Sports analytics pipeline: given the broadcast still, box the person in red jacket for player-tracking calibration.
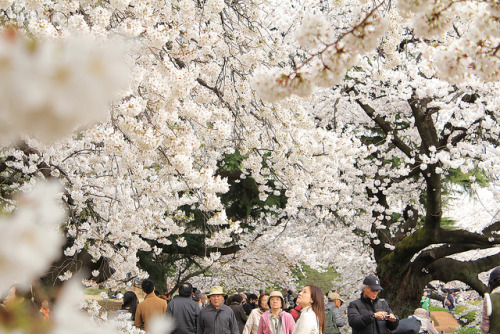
[290,304,302,321]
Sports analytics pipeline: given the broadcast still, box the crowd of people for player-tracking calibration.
[1,267,499,334]
[113,274,433,334]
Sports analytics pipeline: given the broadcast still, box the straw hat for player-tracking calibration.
[207,286,225,296]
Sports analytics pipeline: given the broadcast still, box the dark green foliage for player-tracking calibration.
[218,151,287,224]
[443,167,489,196]
[291,262,339,293]
[137,250,176,292]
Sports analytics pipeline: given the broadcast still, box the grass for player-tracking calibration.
[429,306,449,312]
[85,288,109,295]
[453,328,481,334]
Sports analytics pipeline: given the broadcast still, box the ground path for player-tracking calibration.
[430,311,460,334]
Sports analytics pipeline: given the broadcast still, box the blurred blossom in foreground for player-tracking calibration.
[148,314,175,334]
[51,277,173,334]
[0,30,130,144]
[52,277,115,334]
[0,180,66,292]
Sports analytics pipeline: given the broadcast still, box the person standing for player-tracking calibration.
[443,292,455,310]
[197,286,239,334]
[229,293,247,334]
[286,290,296,309]
[135,279,168,331]
[347,275,399,334]
[292,285,325,334]
[481,267,500,333]
[116,291,139,322]
[167,282,200,334]
[325,292,345,334]
[243,293,270,334]
[420,291,431,313]
[257,291,295,334]
[39,299,51,320]
[244,294,258,316]
[290,304,302,322]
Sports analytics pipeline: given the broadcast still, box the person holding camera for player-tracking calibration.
[347,275,399,334]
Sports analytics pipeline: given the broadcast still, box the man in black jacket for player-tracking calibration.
[347,275,399,334]
[167,282,200,334]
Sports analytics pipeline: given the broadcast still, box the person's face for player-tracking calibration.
[423,291,428,297]
[209,294,224,308]
[201,295,207,304]
[333,299,341,308]
[269,296,282,310]
[297,287,313,307]
[260,295,269,310]
[363,286,381,301]
[241,294,247,303]
[42,300,49,309]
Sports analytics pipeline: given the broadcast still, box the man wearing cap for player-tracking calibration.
[347,275,399,334]
[197,286,239,334]
[325,291,346,333]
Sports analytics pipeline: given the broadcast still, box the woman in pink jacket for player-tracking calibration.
[258,291,295,334]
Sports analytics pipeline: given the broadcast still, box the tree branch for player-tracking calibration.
[427,252,500,295]
[355,99,413,157]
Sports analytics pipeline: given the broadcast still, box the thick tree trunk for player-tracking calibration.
[378,265,428,318]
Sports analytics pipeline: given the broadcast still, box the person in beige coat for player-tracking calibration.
[135,279,167,331]
[243,293,270,334]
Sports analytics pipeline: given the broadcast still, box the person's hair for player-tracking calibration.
[489,267,500,292]
[249,293,258,301]
[225,294,233,305]
[258,292,270,310]
[307,285,325,334]
[121,291,139,320]
[141,279,155,294]
[179,282,193,297]
[232,294,243,304]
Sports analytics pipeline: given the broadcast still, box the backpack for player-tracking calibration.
[392,316,421,334]
[325,307,340,334]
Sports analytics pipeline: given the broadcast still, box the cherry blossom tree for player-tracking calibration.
[253,0,500,315]
[0,0,362,294]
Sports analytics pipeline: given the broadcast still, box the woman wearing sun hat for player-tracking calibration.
[257,291,295,334]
